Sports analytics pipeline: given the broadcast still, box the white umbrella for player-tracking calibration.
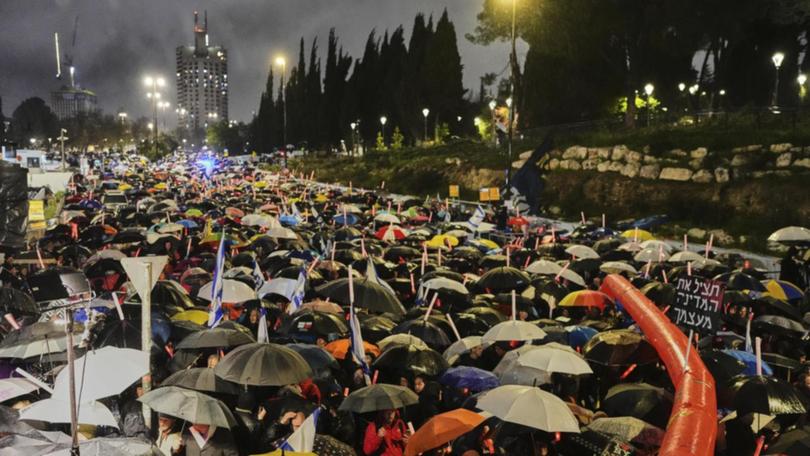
[617,242,643,252]
[639,240,672,253]
[482,321,547,344]
[599,261,638,275]
[421,277,469,295]
[242,213,280,228]
[198,279,257,303]
[42,437,159,456]
[52,347,148,402]
[374,213,401,225]
[634,248,669,262]
[477,385,580,433]
[20,399,119,428]
[266,226,298,240]
[526,260,563,275]
[0,336,76,360]
[768,226,810,243]
[85,249,126,265]
[556,268,586,287]
[341,204,363,214]
[668,251,704,263]
[691,258,723,269]
[378,334,428,352]
[565,245,600,259]
[0,378,40,403]
[257,278,298,300]
[515,343,593,375]
[498,365,552,386]
[443,336,485,363]
[157,223,184,234]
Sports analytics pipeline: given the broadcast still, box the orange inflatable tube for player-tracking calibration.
[600,274,717,456]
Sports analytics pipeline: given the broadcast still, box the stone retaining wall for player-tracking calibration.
[512,143,810,184]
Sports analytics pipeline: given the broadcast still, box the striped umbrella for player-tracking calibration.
[762,279,805,302]
[559,290,614,311]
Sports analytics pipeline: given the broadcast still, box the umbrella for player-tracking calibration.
[634,248,669,262]
[19,399,119,428]
[138,386,237,428]
[443,336,485,363]
[404,409,488,456]
[43,437,160,456]
[482,320,547,344]
[374,213,401,225]
[668,251,704,263]
[762,279,805,301]
[583,330,658,367]
[722,350,774,376]
[587,417,665,449]
[700,350,747,385]
[286,343,339,372]
[764,427,810,455]
[526,260,563,275]
[439,366,499,392]
[714,272,766,292]
[377,333,429,352]
[338,384,419,413]
[515,343,593,375]
[162,367,242,395]
[0,378,40,403]
[476,385,580,433]
[559,290,613,311]
[375,225,407,241]
[214,343,312,386]
[768,226,810,243]
[421,277,469,295]
[393,319,451,351]
[602,383,673,428]
[175,328,254,349]
[51,346,148,402]
[372,344,449,376]
[198,279,257,303]
[281,310,349,342]
[753,315,806,337]
[599,261,638,275]
[565,245,600,259]
[476,267,531,293]
[316,277,406,316]
[0,288,40,316]
[732,375,806,416]
[325,338,381,360]
[170,309,210,325]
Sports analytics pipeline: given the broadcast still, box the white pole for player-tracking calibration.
[141,262,153,429]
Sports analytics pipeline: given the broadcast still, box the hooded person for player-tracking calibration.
[362,409,409,456]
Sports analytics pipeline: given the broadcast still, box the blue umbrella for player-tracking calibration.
[79,199,102,210]
[723,349,773,376]
[439,366,499,392]
[178,219,199,229]
[333,213,359,226]
[565,325,598,349]
[279,214,300,226]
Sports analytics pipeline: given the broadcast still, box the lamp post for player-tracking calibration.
[275,56,287,166]
[798,73,807,104]
[504,0,518,200]
[422,108,430,143]
[772,52,785,108]
[380,116,387,146]
[144,75,165,157]
[57,128,68,171]
[488,100,497,146]
[644,83,654,126]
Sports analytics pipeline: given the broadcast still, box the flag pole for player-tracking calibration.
[142,261,153,429]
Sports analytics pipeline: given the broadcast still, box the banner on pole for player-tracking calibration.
[668,276,725,335]
[449,185,459,198]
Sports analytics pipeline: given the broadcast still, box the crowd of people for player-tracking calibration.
[1,151,809,456]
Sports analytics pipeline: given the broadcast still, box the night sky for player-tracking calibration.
[0,0,522,123]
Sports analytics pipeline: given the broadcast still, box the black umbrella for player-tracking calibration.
[214,343,312,386]
[452,312,493,337]
[714,272,767,292]
[162,367,242,395]
[176,328,255,350]
[286,343,339,373]
[338,384,419,413]
[732,375,806,416]
[583,330,659,367]
[476,267,531,294]
[752,295,802,320]
[316,277,406,316]
[0,287,39,316]
[463,306,506,327]
[359,315,398,342]
[393,319,451,351]
[170,320,205,343]
[753,315,806,337]
[700,350,747,386]
[372,344,449,376]
[280,310,349,343]
[602,383,674,428]
[640,281,676,308]
[764,426,810,455]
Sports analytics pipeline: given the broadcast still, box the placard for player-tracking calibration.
[669,276,725,335]
[488,187,500,201]
[29,200,45,221]
[449,185,459,198]
[479,188,491,202]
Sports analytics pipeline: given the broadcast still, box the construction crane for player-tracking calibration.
[54,16,79,88]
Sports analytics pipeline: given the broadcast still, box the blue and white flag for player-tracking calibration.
[208,230,226,328]
[252,259,266,291]
[287,267,307,315]
[257,308,269,343]
[279,408,321,452]
[366,258,396,296]
[291,203,304,223]
[349,304,371,377]
[467,206,486,230]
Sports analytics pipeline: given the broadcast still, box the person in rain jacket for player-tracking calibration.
[363,409,409,456]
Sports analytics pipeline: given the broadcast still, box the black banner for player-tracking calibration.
[669,276,725,335]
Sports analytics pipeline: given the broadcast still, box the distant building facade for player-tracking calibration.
[51,86,97,120]
[176,11,228,133]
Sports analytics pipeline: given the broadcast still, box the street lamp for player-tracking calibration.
[504,0,518,201]
[275,56,288,165]
[422,108,430,143]
[144,74,165,157]
[678,83,686,92]
[798,73,807,103]
[350,122,357,156]
[643,83,654,126]
[488,100,497,146]
[772,52,785,108]
[380,116,387,146]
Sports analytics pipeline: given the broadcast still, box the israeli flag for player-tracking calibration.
[291,203,304,223]
[287,267,307,315]
[366,258,396,296]
[252,259,265,291]
[349,303,371,377]
[257,308,269,343]
[279,408,321,452]
[208,230,226,328]
[467,206,486,231]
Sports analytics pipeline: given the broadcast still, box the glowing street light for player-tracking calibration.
[144,74,165,156]
[678,83,686,92]
[798,73,808,102]
[488,100,496,111]
[772,52,785,108]
[644,83,654,96]
[380,116,387,145]
[422,108,430,143]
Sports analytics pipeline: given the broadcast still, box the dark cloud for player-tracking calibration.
[0,0,516,123]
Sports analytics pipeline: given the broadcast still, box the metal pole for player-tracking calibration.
[61,135,66,171]
[65,309,79,455]
[506,0,517,199]
[772,67,781,108]
[424,116,428,142]
[141,261,153,429]
[281,62,287,168]
[152,82,159,158]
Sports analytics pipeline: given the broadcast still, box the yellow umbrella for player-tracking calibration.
[314,194,329,203]
[251,452,316,456]
[185,208,203,217]
[254,181,268,189]
[170,309,209,325]
[477,239,500,250]
[620,229,655,242]
[153,182,168,190]
[118,183,132,191]
[430,234,460,247]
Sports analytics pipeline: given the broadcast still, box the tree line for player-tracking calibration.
[471,0,810,128]
[251,9,468,153]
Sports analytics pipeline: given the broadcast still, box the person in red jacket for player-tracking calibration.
[362,409,409,456]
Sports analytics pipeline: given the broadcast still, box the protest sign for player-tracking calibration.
[669,275,725,335]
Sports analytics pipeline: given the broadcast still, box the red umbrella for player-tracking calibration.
[375,225,407,241]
